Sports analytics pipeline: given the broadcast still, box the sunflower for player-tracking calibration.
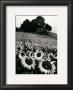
[21,56,35,70]
[34,50,44,61]
[16,42,23,54]
[19,51,26,59]
[38,60,56,74]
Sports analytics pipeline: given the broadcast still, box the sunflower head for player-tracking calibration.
[21,56,35,70]
[19,51,26,59]
[38,60,56,74]
[16,41,24,54]
[42,61,52,70]
[34,50,44,61]
[25,58,33,65]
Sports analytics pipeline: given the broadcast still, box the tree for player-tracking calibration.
[16,27,19,32]
[31,16,45,32]
[36,16,45,28]
[31,19,37,32]
[19,19,32,32]
[45,24,52,31]
[36,16,45,23]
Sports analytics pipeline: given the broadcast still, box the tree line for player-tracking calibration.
[16,16,52,34]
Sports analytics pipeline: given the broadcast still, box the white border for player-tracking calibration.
[6,6,68,84]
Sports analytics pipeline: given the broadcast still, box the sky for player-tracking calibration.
[16,16,57,34]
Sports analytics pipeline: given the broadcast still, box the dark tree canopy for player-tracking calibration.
[16,27,19,32]
[31,19,38,32]
[45,24,52,31]
[36,16,45,22]
[16,16,52,34]
[19,19,32,32]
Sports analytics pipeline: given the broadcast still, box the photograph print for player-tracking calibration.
[16,15,57,74]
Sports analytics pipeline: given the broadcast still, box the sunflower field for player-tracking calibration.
[16,32,57,74]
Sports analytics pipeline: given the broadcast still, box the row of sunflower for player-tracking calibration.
[16,40,57,74]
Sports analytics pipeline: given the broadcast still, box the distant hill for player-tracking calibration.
[16,32,57,49]
[48,32,57,40]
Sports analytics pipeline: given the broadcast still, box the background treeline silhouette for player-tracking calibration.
[16,16,52,34]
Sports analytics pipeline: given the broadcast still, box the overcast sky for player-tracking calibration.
[16,16,57,34]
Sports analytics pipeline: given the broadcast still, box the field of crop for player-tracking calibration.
[16,32,57,74]
[16,32,57,48]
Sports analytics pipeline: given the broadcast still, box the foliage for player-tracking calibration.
[16,16,52,34]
